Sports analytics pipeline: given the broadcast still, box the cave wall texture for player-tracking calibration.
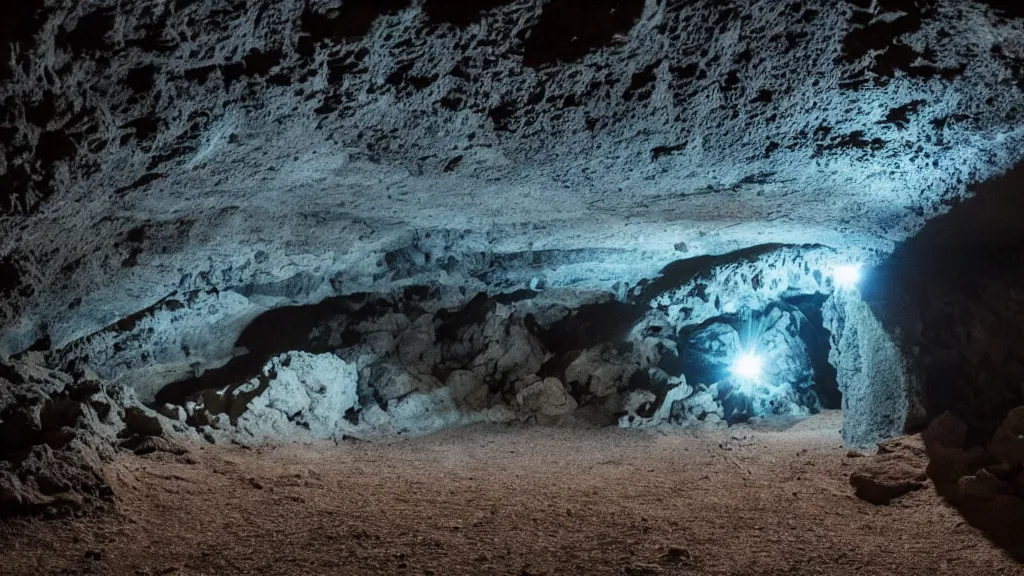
[3,0,1024,360]
[861,162,1024,440]
[4,0,1024,514]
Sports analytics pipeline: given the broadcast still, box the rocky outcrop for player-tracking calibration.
[0,354,196,517]
[849,435,928,505]
[837,163,1024,443]
[0,357,117,515]
[921,410,1024,559]
[0,357,131,515]
[179,352,360,441]
[143,245,843,444]
[823,291,924,448]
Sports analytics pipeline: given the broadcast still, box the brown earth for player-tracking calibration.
[1,412,1021,576]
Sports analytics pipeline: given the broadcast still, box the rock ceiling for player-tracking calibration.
[2,0,1024,354]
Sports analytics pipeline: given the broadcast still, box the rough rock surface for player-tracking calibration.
[3,0,1024,366]
[0,355,169,516]
[4,0,1024,517]
[849,435,928,505]
[0,357,114,515]
[921,410,1024,557]
[137,245,849,444]
[854,164,1024,439]
[824,289,924,447]
[0,350,208,517]
[183,351,361,442]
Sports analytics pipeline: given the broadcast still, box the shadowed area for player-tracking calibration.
[842,161,1024,560]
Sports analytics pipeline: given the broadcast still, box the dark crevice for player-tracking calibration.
[242,49,283,77]
[154,297,351,407]
[978,0,1024,19]
[488,102,517,131]
[651,143,687,161]
[786,294,841,410]
[636,244,792,302]
[301,1,411,43]
[813,131,886,157]
[58,9,116,54]
[125,64,159,93]
[523,0,644,68]
[623,61,661,102]
[537,301,642,356]
[421,0,515,27]
[0,0,44,81]
[879,99,927,129]
[839,1,964,87]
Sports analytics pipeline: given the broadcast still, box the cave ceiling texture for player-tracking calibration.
[4,0,1024,520]
[2,0,1023,353]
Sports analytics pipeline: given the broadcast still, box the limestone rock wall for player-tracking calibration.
[2,0,1024,363]
[146,245,842,444]
[823,290,923,447]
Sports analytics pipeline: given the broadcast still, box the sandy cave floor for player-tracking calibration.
[1,412,1022,576]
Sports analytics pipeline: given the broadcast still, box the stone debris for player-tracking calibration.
[152,273,844,444]
[0,355,172,516]
[121,435,189,456]
[123,406,164,437]
[923,410,1024,508]
[849,436,928,505]
[516,378,577,417]
[989,406,1024,467]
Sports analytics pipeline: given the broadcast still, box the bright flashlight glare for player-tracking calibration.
[731,353,763,381]
[833,265,862,288]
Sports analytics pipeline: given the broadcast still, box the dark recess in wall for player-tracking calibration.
[301,0,411,42]
[786,294,841,409]
[0,258,26,299]
[839,0,966,86]
[523,0,644,68]
[636,243,789,301]
[154,297,351,407]
[57,9,116,54]
[863,160,1024,439]
[422,0,515,26]
[978,0,1024,18]
[0,0,44,81]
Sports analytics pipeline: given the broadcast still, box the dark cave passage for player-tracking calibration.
[787,293,842,410]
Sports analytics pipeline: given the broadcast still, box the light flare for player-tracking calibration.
[833,264,862,289]
[730,352,763,381]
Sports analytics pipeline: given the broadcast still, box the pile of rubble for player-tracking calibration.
[0,355,188,516]
[162,287,829,443]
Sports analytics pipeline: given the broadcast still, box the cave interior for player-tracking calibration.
[3,0,1024,573]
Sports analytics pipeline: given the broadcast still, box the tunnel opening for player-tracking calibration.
[786,293,842,410]
[142,245,848,440]
[672,294,841,426]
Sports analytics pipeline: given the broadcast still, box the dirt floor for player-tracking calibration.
[1,411,1022,576]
